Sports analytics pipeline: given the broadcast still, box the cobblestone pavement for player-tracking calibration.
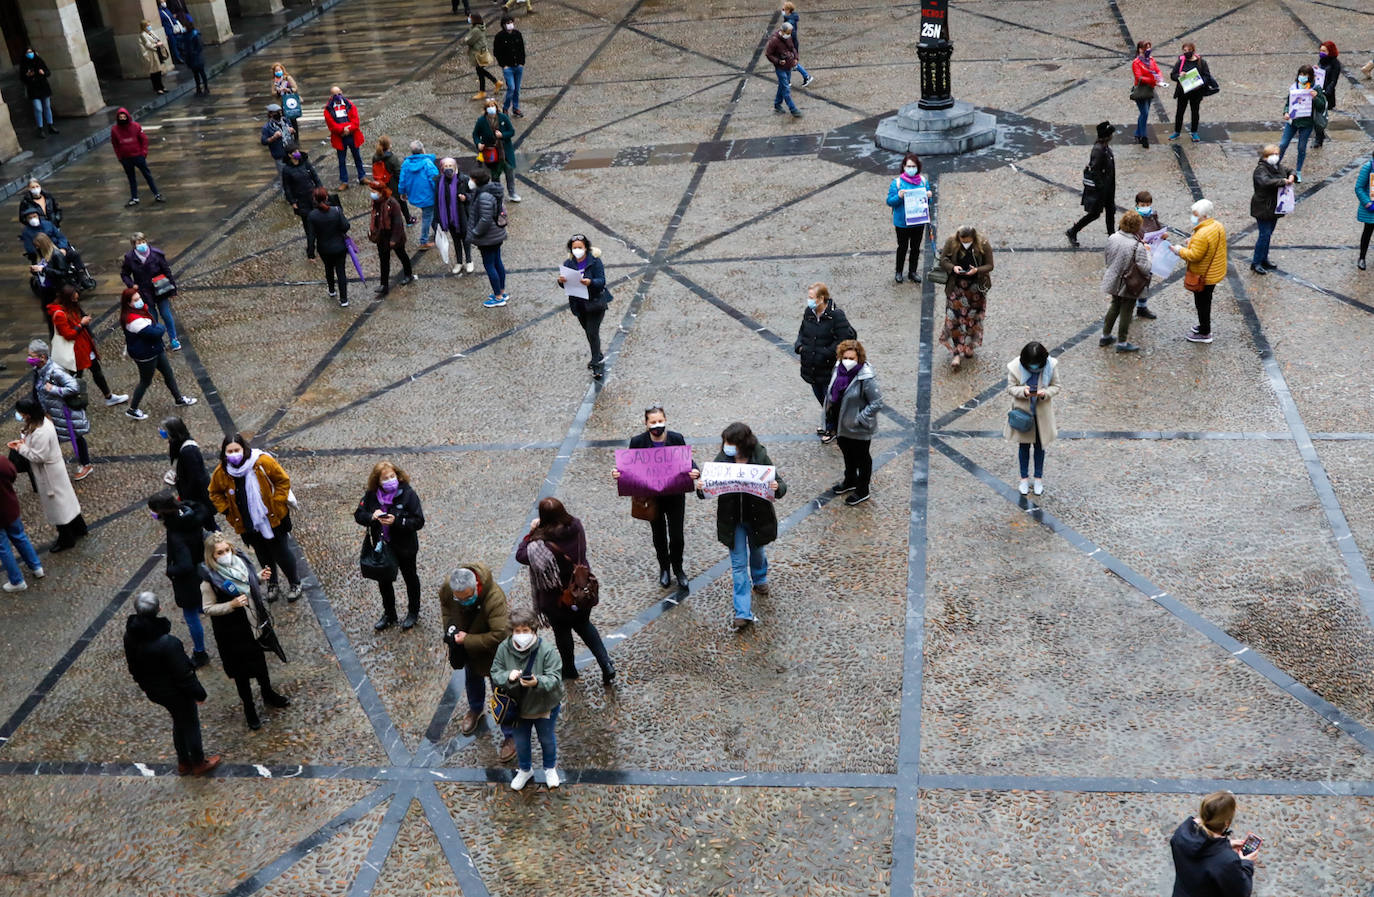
[0,0,1373,894]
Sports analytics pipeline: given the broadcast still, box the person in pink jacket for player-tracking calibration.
[110,107,163,207]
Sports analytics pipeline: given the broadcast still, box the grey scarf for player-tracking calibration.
[526,538,563,593]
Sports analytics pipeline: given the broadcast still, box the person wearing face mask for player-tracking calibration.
[18,178,61,229]
[937,225,995,369]
[8,397,86,553]
[370,136,412,223]
[159,416,215,530]
[1356,148,1374,271]
[439,565,513,751]
[1129,41,1161,147]
[1170,199,1227,344]
[121,233,182,350]
[18,48,57,139]
[706,423,785,631]
[794,282,856,441]
[824,340,882,505]
[119,287,196,421]
[156,1,185,64]
[49,286,127,409]
[110,108,163,206]
[1099,211,1152,352]
[465,14,502,102]
[398,141,440,249]
[305,187,352,307]
[367,181,414,297]
[765,21,802,117]
[1067,122,1116,247]
[200,533,292,730]
[1278,65,1325,183]
[1132,191,1164,320]
[138,19,170,93]
[493,15,526,118]
[281,147,323,231]
[324,87,367,189]
[473,100,521,202]
[490,610,564,790]
[148,492,211,667]
[1003,341,1059,497]
[556,234,612,379]
[613,404,701,589]
[1248,144,1295,275]
[780,2,814,88]
[1313,42,1340,149]
[1167,42,1213,143]
[467,168,510,307]
[435,158,475,276]
[354,461,426,631]
[209,434,300,602]
[18,207,77,266]
[886,152,928,283]
[270,63,298,104]
[27,338,94,480]
[260,105,298,181]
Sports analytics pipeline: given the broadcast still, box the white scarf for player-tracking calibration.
[227,449,273,539]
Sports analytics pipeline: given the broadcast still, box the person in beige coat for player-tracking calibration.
[8,398,86,552]
[139,20,169,94]
[1002,342,1060,497]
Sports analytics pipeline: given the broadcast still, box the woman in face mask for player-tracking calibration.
[148,491,211,667]
[353,461,425,631]
[1248,144,1295,275]
[270,62,297,101]
[435,158,475,276]
[26,337,93,480]
[1278,64,1326,182]
[465,13,502,102]
[472,98,520,202]
[936,225,995,369]
[200,533,291,730]
[1003,341,1060,497]
[1129,41,1161,147]
[705,422,786,631]
[612,404,700,589]
[793,282,856,442]
[7,397,85,553]
[208,434,300,602]
[19,48,56,139]
[490,610,564,791]
[1313,42,1340,149]
[121,232,182,350]
[1356,148,1374,271]
[886,152,929,283]
[18,179,60,227]
[119,287,196,422]
[138,19,169,94]
[49,285,127,409]
[367,181,414,297]
[556,234,612,380]
[1169,198,1227,343]
[823,340,883,506]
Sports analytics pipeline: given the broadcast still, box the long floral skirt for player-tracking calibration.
[938,284,986,357]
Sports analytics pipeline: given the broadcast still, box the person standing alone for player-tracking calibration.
[765,21,802,118]
[1067,122,1116,247]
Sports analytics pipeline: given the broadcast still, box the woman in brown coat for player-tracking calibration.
[937,225,995,369]
[367,181,413,297]
[208,433,301,601]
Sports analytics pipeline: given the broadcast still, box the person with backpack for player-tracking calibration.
[367,181,414,297]
[27,338,93,481]
[1066,122,1116,247]
[490,609,564,790]
[440,563,513,761]
[305,187,353,307]
[467,168,509,307]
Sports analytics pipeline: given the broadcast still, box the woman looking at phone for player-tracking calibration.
[1169,791,1258,896]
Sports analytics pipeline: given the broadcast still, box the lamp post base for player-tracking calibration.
[874,100,997,155]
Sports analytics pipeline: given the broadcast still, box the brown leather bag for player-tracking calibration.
[553,546,600,612]
[1183,270,1205,293]
[630,496,657,521]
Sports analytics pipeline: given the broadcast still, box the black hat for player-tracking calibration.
[1096,121,1116,139]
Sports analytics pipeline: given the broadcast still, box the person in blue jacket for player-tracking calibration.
[398,141,440,249]
[1356,147,1374,271]
[259,104,297,185]
[19,211,83,270]
[781,2,814,87]
[183,19,208,95]
[556,234,612,380]
[886,151,929,284]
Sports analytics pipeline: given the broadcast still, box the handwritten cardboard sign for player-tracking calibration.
[614,446,695,497]
[698,462,776,501]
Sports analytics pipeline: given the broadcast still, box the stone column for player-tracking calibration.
[236,0,284,15]
[0,103,21,162]
[22,0,105,115]
[106,0,163,80]
[187,0,232,44]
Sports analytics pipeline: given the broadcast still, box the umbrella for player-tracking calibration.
[345,235,366,285]
[250,592,289,663]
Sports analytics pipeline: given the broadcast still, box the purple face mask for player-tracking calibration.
[290,151,302,161]
[26,356,43,367]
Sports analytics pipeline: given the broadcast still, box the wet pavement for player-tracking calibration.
[0,0,1373,894]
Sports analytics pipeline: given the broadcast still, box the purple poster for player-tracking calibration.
[615,446,695,497]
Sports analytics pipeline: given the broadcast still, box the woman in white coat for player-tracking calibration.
[138,19,169,94]
[1003,342,1060,497]
[8,397,86,552]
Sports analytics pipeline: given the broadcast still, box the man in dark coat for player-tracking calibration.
[123,591,220,775]
[439,563,513,759]
[1067,121,1117,247]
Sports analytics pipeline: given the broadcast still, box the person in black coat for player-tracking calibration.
[18,179,61,227]
[160,416,214,530]
[183,21,208,95]
[200,533,291,730]
[1169,791,1257,897]
[18,49,57,138]
[493,15,526,117]
[612,404,700,590]
[1169,42,1213,141]
[793,282,856,441]
[149,492,211,667]
[305,187,353,307]
[354,460,425,631]
[123,591,220,775]
[1066,121,1116,246]
[556,234,612,380]
[1313,41,1341,148]
[281,148,323,237]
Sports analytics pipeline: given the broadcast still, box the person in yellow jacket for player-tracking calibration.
[1170,199,1227,344]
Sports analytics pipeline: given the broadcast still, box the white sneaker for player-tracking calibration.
[544,768,561,789]
[32,566,45,579]
[1032,479,1044,496]
[1018,478,1030,495]
[465,261,474,274]
[2,580,27,593]
[451,264,461,275]
[104,393,129,407]
[508,193,522,203]
[511,769,534,791]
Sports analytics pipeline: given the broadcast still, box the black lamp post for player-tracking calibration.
[917,0,955,111]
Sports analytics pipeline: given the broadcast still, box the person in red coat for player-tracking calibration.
[110,107,163,207]
[46,286,127,407]
[324,86,367,188]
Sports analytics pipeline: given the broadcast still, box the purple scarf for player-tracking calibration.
[898,172,923,188]
[437,173,465,230]
[377,484,399,539]
[829,362,858,403]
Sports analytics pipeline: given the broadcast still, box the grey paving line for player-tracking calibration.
[920,773,1374,797]
[934,429,1297,440]
[1153,0,1262,59]
[535,75,740,152]
[1305,0,1374,16]
[346,781,415,897]
[957,6,1126,57]
[415,782,493,897]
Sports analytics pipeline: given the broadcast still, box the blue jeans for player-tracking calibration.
[1018,439,1045,479]
[182,607,206,654]
[514,704,559,771]
[1133,98,1150,137]
[773,67,797,113]
[1252,217,1277,266]
[479,244,506,293]
[463,667,514,737]
[336,143,366,184]
[418,204,436,243]
[729,524,767,621]
[795,62,809,81]
[145,295,179,342]
[502,65,523,111]
[1278,122,1310,173]
[0,518,42,585]
[32,96,53,129]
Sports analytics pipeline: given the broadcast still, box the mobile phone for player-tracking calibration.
[1240,833,1261,856]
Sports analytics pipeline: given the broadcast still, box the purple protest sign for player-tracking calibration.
[615,445,695,498]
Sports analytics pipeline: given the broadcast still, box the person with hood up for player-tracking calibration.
[556,234,611,380]
[398,141,440,249]
[119,286,197,422]
[9,396,86,552]
[138,19,170,93]
[1169,791,1257,897]
[121,232,183,350]
[823,340,882,505]
[473,100,520,202]
[148,491,211,667]
[490,610,564,790]
[305,187,353,307]
[27,338,94,480]
[435,158,474,275]
[324,87,366,189]
[280,147,323,236]
[208,434,300,602]
[111,108,163,207]
[439,563,514,760]
[18,48,57,139]
[367,181,414,297]
[467,168,509,307]
[122,591,221,776]
[260,104,297,182]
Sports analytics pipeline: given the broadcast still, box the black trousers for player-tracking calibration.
[444,226,472,263]
[1174,93,1202,135]
[575,307,606,366]
[246,527,300,588]
[320,250,348,301]
[1193,283,1215,335]
[1360,222,1373,260]
[130,353,184,413]
[650,494,686,573]
[549,607,613,678]
[191,66,208,91]
[233,668,277,717]
[378,551,421,620]
[77,360,113,398]
[149,71,165,92]
[377,243,412,287]
[54,513,88,548]
[1070,199,1114,237]
[476,66,499,91]
[836,436,873,497]
[156,696,204,764]
[895,224,924,274]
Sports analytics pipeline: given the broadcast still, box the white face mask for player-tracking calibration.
[486,107,497,116]
[26,218,39,228]
[505,23,514,30]
[1190,214,1199,227]
[903,166,918,176]
[1266,154,1279,165]
[841,358,858,370]
[131,298,145,310]
[468,179,476,191]
[369,191,381,201]
[215,552,233,565]
[512,631,536,650]
[571,247,585,259]
[29,187,40,197]
[960,240,972,249]
[722,444,737,458]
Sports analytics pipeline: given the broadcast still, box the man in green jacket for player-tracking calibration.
[439,562,513,760]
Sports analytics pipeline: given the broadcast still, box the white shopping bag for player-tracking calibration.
[435,228,452,264]
[1275,184,1295,216]
[1150,240,1179,279]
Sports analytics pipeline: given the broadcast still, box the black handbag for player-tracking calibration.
[62,377,88,411]
[489,647,540,726]
[359,528,398,582]
[251,590,289,663]
[1129,82,1154,102]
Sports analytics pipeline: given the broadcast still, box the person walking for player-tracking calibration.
[1169,791,1258,897]
[121,233,183,350]
[184,21,208,95]
[371,136,410,222]
[494,15,526,117]
[159,416,214,529]
[1249,144,1295,275]
[467,168,510,307]
[48,287,125,408]
[1277,65,1325,182]
[398,141,440,249]
[707,423,785,631]
[1313,41,1340,149]
[324,87,367,189]
[765,21,802,117]
[465,14,501,101]
[1099,211,1152,352]
[515,497,616,684]
[1004,341,1060,497]
[281,148,323,236]
[122,592,220,776]
[780,2,814,87]
[1356,147,1374,271]
[793,282,856,440]
[111,109,163,207]
[1130,41,1161,147]
[367,181,414,297]
[27,339,93,480]
[435,158,474,276]
[18,48,57,139]
[305,188,353,307]
[148,492,211,667]
[491,610,564,790]
[355,460,425,631]
[260,104,297,183]
[886,152,929,283]
[208,434,301,602]
[612,404,700,589]
[120,287,196,421]
[139,20,170,94]
[9,397,87,552]
[1133,191,1166,320]
[1067,122,1116,247]
[1168,43,1213,142]
[0,456,45,593]
[473,100,520,202]
[1170,199,1227,344]
[556,234,611,380]
[936,225,995,369]
[824,340,882,505]
[439,563,513,760]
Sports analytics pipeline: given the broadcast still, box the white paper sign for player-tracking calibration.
[903,185,930,226]
[1275,183,1295,216]
[1178,67,1203,94]
[1150,240,1178,279]
[1313,67,1326,89]
[1288,87,1312,119]
[699,462,776,501]
[559,264,589,299]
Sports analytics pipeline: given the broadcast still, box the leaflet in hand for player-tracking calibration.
[559,265,589,299]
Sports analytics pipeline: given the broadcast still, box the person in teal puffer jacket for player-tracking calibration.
[490,609,564,791]
[1356,148,1374,271]
[397,141,439,249]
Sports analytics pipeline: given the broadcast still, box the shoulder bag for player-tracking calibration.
[150,273,176,298]
[359,526,398,582]
[1183,270,1205,293]
[630,496,657,521]
[1007,371,1040,432]
[1129,81,1154,102]
[489,647,540,726]
[1119,240,1150,296]
[61,376,88,410]
[50,331,78,372]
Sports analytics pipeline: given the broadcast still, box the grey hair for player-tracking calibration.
[1190,198,1214,218]
[27,338,49,356]
[780,21,793,31]
[448,567,478,595]
[133,591,160,616]
[410,140,424,153]
[129,232,146,245]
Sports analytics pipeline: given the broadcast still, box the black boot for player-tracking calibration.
[245,705,262,730]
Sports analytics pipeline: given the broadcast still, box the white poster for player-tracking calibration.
[903,185,930,226]
[1288,87,1313,119]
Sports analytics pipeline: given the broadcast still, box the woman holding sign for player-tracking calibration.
[1168,43,1213,143]
[704,423,786,632]
[612,404,699,589]
[1278,65,1325,183]
[886,152,928,283]
[1249,145,1295,275]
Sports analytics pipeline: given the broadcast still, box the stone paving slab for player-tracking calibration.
[257,798,390,897]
